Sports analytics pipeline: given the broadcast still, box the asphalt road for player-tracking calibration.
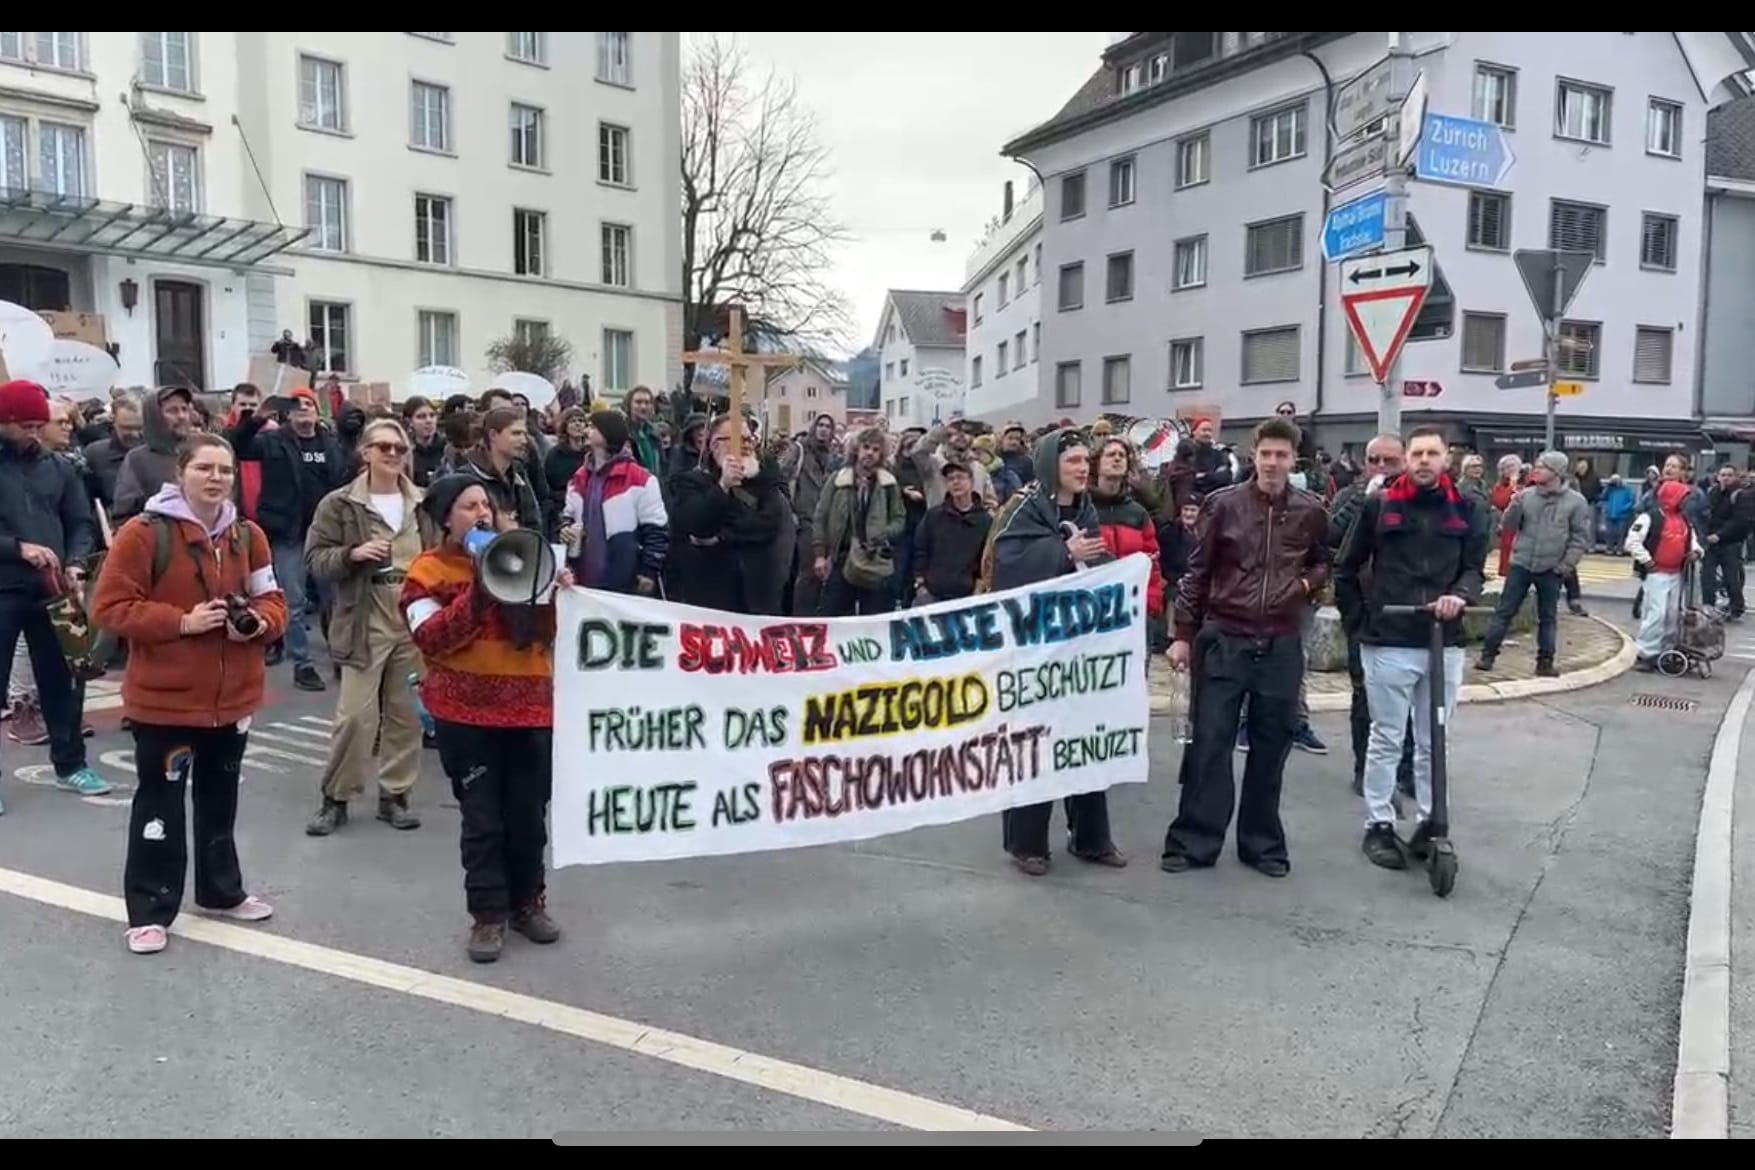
[0,641,1736,1138]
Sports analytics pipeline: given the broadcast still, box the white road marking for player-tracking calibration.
[12,764,132,807]
[300,716,336,728]
[268,721,332,741]
[1670,665,1753,1139]
[0,866,1028,1133]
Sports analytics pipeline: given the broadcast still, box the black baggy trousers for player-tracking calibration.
[432,719,553,921]
[124,722,250,928]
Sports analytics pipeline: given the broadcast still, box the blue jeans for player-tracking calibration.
[1360,645,1464,827]
[1480,563,1560,661]
[271,539,320,667]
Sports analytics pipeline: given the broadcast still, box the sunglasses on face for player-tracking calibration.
[369,441,408,455]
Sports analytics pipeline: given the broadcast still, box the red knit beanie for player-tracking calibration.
[0,380,51,425]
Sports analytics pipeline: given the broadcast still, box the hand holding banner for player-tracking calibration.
[550,555,1155,866]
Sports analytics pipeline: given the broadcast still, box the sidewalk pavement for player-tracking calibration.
[1149,613,1631,715]
[1726,673,1755,1138]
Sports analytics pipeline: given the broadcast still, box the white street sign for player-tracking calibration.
[1339,245,1434,384]
[1396,71,1428,166]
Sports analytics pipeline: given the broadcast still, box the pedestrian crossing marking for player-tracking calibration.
[269,721,331,741]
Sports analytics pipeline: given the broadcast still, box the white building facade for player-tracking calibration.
[874,289,966,429]
[1004,31,1755,467]
[0,31,680,396]
[960,180,1043,424]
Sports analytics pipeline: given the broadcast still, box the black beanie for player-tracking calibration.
[422,472,479,532]
[590,409,630,455]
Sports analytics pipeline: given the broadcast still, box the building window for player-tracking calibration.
[603,328,633,391]
[1055,361,1082,408]
[1105,251,1134,302]
[513,208,546,277]
[141,32,194,92]
[1245,215,1303,276]
[1032,322,1040,362]
[1467,190,1511,250]
[997,272,1009,307]
[599,122,630,184]
[1640,213,1678,271]
[37,123,85,198]
[304,175,348,252]
[1556,80,1612,145]
[410,81,450,152]
[1014,330,1027,369]
[1472,64,1516,128]
[514,318,549,346]
[601,222,631,286]
[1060,170,1085,220]
[1102,355,1131,404]
[1250,104,1306,167]
[414,194,452,265]
[1241,326,1300,384]
[0,33,16,62]
[995,342,1008,376]
[308,301,350,375]
[147,140,199,213]
[299,56,346,132]
[1170,338,1203,389]
[33,32,79,71]
[1173,235,1207,289]
[1177,133,1210,188]
[1647,100,1682,158]
[1057,262,1084,311]
[899,358,908,376]
[973,292,984,324]
[1555,320,1601,378]
[1033,243,1042,283]
[1109,155,1136,207]
[884,362,894,382]
[597,32,632,86]
[507,32,546,65]
[1633,325,1674,383]
[1118,62,1144,96]
[417,310,458,368]
[972,355,984,387]
[1343,330,1368,376]
[511,104,545,169]
[0,116,26,191]
[1015,256,1027,291]
[1549,200,1606,261]
[1460,313,1506,372]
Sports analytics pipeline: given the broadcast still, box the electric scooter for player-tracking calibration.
[1378,603,1496,898]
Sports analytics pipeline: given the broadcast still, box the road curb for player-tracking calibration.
[1670,665,1753,1139]
[1148,615,1636,716]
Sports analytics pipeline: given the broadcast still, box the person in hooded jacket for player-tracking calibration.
[459,405,546,536]
[1090,436,1167,622]
[989,428,1127,876]
[1625,479,1704,671]
[543,408,591,540]
[560,409,668,595]
[401,396,447,488]
[789,414,839,615]
[82,391,146,510]
[112,386,197,522]
[669,414,789,614]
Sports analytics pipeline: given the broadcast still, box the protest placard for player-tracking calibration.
[550,554,1154,866]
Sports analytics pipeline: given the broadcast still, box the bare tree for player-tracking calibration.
[682,37,852,393]
[485,331,574,385]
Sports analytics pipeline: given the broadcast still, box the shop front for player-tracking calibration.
[1472,424,1712,479]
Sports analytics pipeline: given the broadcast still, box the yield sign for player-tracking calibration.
[1339,245,1433,383]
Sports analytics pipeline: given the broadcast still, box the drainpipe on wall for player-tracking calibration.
[1302,50,1337,436]
[1693,188,1714,424]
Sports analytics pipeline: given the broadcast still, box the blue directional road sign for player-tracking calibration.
[1414,112,1515,189]
[1322,189,1387,262]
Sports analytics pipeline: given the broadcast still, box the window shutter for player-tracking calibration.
[1243,328,1300,383]
[1633,328,1672,383]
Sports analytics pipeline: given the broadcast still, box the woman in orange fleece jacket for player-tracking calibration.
[400,473,573,964]
[91,432,288,956]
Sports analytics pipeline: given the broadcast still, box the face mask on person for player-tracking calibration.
[1289,471,1308,492]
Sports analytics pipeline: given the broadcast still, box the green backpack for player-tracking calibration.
[141,513,251,586]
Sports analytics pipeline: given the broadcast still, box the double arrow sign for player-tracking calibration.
[1346,258,1422,284]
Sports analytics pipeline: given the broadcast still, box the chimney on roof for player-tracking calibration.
[1002,180,1014,222]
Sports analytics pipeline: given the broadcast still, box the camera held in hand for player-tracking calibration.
[223,594,261,638]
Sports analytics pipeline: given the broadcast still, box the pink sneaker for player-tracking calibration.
[126,925,167,954]
[202,895,274,923]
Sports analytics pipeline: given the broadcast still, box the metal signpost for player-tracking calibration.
[1511,248,1596,450]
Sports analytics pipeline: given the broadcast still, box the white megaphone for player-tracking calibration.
[463,526,559,605]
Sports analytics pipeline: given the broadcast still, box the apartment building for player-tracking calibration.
[0,31,681,394]
[874,289,967,429]
[1702,94,1755,459]
[761,357,849,436]
[1003,31,1755,466]
[960,179,1043,424]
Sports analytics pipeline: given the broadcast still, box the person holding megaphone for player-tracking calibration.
[401,473,574,964]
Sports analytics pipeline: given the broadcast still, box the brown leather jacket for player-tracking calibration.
[1173,480,1330,642]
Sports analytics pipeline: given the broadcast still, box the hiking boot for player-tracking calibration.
[293,665,327,692]
[6,697,47,746]
[1535,658,1559,678]
[1407,821,1435,862]
[1568,601,1588,617]
[1292,724,1328,754]
[1475,652,1497,672]
[1362,822,1407,870]
[510,897,561,944]
[1010,853,1049,877]
[377,793,421,830]
[467,919,505,963]
[305,798,348,836]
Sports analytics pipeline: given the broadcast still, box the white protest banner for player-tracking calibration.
[550,554,1153,866]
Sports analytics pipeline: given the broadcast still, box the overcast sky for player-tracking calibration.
[690,32,1111,354]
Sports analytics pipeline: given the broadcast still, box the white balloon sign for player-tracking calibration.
[489,370,556,409]
[0,300,55,379]
[406,365,471,402]
[34,339,120,398]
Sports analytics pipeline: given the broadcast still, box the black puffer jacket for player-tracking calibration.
[0,441,97,597]
[913,498,992,601]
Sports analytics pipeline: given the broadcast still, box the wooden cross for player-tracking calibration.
[679,306,799,458]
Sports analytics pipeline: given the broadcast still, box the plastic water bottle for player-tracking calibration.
[1165,667,1192,744]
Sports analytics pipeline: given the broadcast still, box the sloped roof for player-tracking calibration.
[885,290,966,349]
[1709,94,1755,180]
